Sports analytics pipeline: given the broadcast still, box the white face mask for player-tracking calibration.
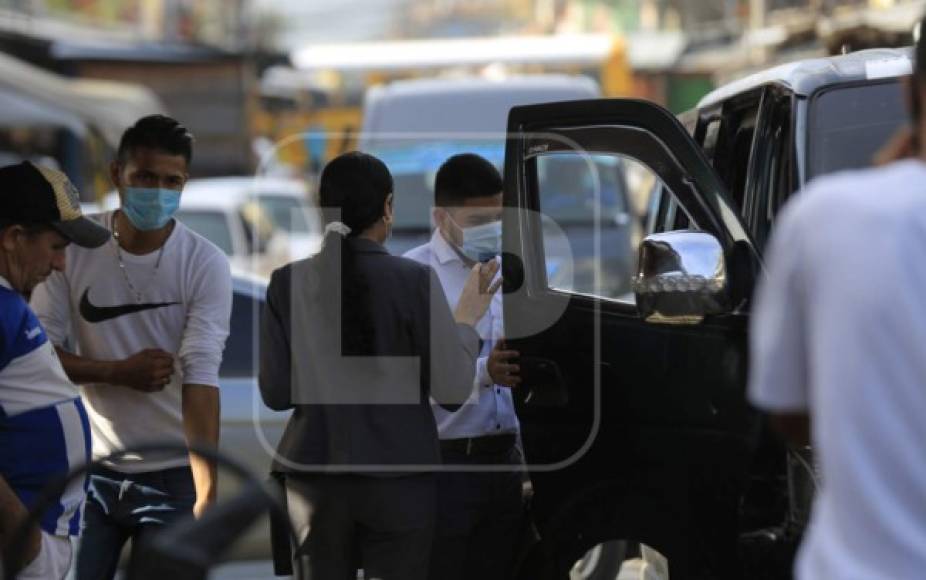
[458,219,502,262]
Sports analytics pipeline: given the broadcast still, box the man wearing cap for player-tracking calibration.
[30,115,232,580]
[0,161,110,579]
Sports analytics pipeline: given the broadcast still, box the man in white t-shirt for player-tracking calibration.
[748,36,926,580]
[30,115,232,580]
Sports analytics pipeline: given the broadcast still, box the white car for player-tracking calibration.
[217,269,289,560]
[104,177,323,274]
[178,177,323,273]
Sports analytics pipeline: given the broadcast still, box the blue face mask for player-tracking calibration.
[460,220,502,263]
[122,187,181,231]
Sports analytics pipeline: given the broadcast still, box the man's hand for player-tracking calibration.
[111,349,174,392]
[454,259,502,327]
[488,340,520,387]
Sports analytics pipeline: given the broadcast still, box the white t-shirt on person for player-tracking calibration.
[31,211,232,473]
[749,160,926,580]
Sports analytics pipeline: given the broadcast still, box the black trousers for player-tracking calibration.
[285,474,436,580]
[428,446,525,580]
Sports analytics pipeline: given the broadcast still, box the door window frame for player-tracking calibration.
[743,86,795,251]
[505,98,758,314]
[519,126,716,307]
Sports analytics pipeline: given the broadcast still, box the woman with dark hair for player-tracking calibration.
[260,151,499,580]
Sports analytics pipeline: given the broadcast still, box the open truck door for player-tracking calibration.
[502,98,761,580]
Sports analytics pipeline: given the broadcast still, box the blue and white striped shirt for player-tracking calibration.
[0,276,90,536]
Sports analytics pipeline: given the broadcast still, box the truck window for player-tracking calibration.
[711,91,763,215]
[745,89,793,250]
[699,118,722,163]
[808,81,906,178]
[534,151,695,304]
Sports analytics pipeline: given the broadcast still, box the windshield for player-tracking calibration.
[258,195,312,234]
[176,210,234,255]
[809,81,907,178]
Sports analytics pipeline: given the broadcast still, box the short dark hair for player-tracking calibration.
[116,115,194,165]
[434,153,502,207]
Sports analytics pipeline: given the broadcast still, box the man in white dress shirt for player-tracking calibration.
[405,153,523,580]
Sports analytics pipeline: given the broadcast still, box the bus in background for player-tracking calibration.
[251,33,635,176]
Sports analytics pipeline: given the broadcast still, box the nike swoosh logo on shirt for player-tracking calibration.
[79,288,180,323]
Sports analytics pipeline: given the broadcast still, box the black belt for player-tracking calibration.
[440,433,516,457]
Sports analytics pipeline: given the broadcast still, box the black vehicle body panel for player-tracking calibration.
[504,99,758,579]
[504,48,913,580]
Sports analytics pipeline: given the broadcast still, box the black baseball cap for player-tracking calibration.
[0,161,110,248]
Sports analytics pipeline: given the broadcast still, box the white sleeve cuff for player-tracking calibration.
[180,351,222,388]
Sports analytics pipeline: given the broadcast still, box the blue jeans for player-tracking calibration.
[75,465,195,580]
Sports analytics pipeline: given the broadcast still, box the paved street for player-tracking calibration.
[209,560,282,579]
[113,560,283,580]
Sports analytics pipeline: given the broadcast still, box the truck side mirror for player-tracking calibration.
[631,231,730,324]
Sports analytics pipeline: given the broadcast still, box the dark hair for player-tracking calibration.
[318,151,393,232]
[317,151,393,355]
[434,153,503,207]
[116,115,194,165]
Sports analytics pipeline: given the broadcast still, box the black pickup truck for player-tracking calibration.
[503,48,911,580]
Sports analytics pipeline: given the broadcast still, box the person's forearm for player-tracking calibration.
[55,347,121,385]
[182,384,220,516]
[0,475,41,568]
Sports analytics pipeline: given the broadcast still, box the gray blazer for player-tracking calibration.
[259,238,481,473]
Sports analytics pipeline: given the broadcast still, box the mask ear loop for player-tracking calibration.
[444,211,466,244]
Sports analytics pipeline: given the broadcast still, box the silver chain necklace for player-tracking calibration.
[111,212,166,303]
